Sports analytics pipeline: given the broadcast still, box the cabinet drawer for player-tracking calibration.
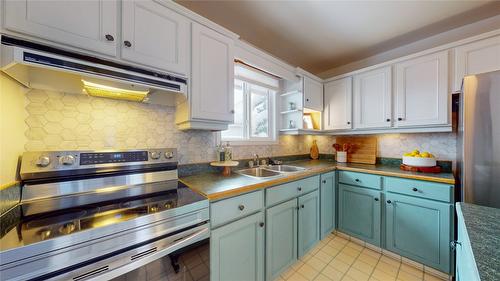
[385,177,453,202]
[338,171,382,190]
[211,190,264,227]
[266,176,319,207]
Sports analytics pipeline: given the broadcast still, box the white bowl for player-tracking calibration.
[402,156,436,167]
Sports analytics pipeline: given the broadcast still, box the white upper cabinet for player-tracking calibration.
[303,76,323,111]
[190,22,234,123]
[4,0,118,56]
[353,66,392,129]
[324,77,352,130]
[454,35,500,92]
[395,51,449,127]
[121,0,190,75]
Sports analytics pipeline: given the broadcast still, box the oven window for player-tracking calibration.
[111,241,209,281]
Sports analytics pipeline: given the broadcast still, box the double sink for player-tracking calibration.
[236,165,306,179]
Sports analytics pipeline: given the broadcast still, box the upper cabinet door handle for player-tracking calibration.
[238,204,245,211]
[398,117,403,121]
[124,40,132,47]
[105,34,114,41]
[386,118,391,122]
[230,110,235,114]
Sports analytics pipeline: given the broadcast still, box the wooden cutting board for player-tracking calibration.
[336,136,377,164]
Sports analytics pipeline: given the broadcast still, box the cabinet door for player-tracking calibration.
[323,77,352,130]
[354,66,392,129]
[298,190,320,257]
[303,76,323,111]
[320,172,336,239]
[385,193,452,273]
[395,51,449,127]
[211,212,265,281]
[455,35,500,92]
[121,0,190,75]
[338,184,381,246]
[266,199,298,281]
[191,22,234,123]
[4,0,117,56]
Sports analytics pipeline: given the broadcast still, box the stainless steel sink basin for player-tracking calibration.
[263,165,306,173]
[236,167,283,178]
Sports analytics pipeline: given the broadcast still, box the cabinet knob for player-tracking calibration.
[398,117,403,121]
[124,40,132,47]
[322,180,326,184]
[105,34,114,41]
[230,109,235,114]
[298,187,302,191]
[238,204,245,211]
[386,200,392,204]
[301,204,305,209]
[306,98,310,102]
[347,121,351,125]
[374,198,379,201]
[386,118,391,122]
[259,222,265,227]
[355,179,360,182]
[412,187,418,192]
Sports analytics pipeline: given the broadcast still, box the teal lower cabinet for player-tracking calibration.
[211,211,265,281]
[338,184,381,246]
[266,199,298,281]
[385,193,452,273]
[320,171,336,239]
[298,190,320,257]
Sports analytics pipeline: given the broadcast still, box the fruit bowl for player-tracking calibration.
[402,156,436,167]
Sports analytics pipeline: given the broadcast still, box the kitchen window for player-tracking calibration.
[221,63,279,143]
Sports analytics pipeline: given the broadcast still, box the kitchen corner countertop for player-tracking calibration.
[180,159,455,201]
[457,203,500,281]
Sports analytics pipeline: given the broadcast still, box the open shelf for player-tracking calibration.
[280,90,301,97]
[280,109,302,114]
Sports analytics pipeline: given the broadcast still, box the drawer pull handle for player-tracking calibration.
[412,188,418,192]
[259,222,264,227]
[105,34,114,41]
[374,198,379,201]
[386,200,392,204]
[355,179,360,182]
[124,40,132,47]
[238,204,245,211]
[298,187,302,191]
[322,180,326,184]
[301,204,305,208]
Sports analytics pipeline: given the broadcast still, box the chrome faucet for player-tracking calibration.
[253,154,260,166]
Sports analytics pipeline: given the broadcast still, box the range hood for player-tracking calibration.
[0,36,187,105]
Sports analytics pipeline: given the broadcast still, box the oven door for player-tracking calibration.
[51,224,209,281]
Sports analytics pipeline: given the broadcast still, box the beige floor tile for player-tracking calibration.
[423,273,445,281]
[288,272,309,281]
[329,259,351,274]
[274,276,285,281]
[306,256,328,272]
[321,265,345,281]
[297,263,320,280]
[346,241,364,252]
[379,256,401,268]
[342,246,362,258]
[341,275,356,281]
[314,273,334,281]
[335,252,357,265]
[345,267,370,281]
[368,278,381,281]
[351,260,375,275]
[322,245,342,257]
[357,253,380,267]
[399,264,424,278]
[315,250,335,264]
[281,267,296,279]
[397,270,423,281]
[361,248,382,259]
[292,260,306,271]
[375,261,399,276]
[371,269,397,281]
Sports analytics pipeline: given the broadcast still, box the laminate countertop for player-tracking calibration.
[456,203,500,281]
[180,159,455,201]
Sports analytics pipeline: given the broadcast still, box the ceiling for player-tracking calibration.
[176,1,500,75]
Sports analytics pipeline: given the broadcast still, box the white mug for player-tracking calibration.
[336,151,347,163]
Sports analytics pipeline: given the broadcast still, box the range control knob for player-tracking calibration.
[59,155,76,166]
[36,156,51,167]
[150,151,161,160]
[164,151,174,159]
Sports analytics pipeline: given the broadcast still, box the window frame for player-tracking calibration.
[220,78,278,145]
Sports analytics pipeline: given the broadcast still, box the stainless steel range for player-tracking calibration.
[0,148,210,281]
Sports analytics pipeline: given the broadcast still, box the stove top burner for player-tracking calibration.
[0,182,205,251]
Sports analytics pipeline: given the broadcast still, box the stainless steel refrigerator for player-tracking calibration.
[457,70,500,208]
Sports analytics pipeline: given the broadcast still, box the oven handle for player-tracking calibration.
[80,226,209,281]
